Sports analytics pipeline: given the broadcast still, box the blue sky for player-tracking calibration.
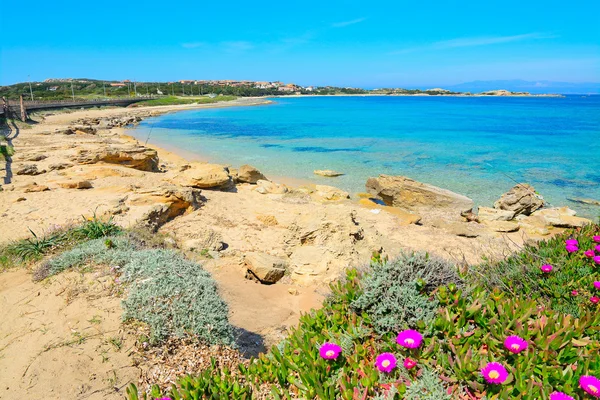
[1,0,599,87]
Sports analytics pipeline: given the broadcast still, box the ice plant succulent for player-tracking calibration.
[580,375,600,397]
[566,239,579,246]
[481,362,508,384]
[549,392,574,400]
[540,264,553,273]
[591,296,600,304]
[594,281,600,290]
[566,245,579,253]
[375,353,397,373]
[594,235,600,243]
[319,343,342,360]
[504,335,528,354]
[396,329,423,349]
[594,256,600,265]
[403,357,417,369]
[572,290,579,296]
[586,249,596,258]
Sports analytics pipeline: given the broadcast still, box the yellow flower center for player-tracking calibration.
[589,384,598,393]
[325,350,335,357]
[488,370,500,379]
[510,344,521,351]
[381,360,390,368]
[404,338,414,345]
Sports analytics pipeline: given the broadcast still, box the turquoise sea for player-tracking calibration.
[131,96,600,218]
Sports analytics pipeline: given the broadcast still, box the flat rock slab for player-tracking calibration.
[314,170,344,177]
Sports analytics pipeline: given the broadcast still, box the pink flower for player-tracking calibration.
[375,353,397,373]
[579,375,600,397]
[396,329,423,349]
[594,281,600,290]
[593,236,600,243]
[403,357,417,369]
[594,256,600,265]
[549,392,574,400]
[566,245,579,253]
[503,335,528,354]
[591,296,600,304]
[585,249,596,258]
[596,245,600,252]
[481,362,508,384]
[319,343,342,360]
[540,264,553,273]
[566,239,579,246]
[572,290,579,296]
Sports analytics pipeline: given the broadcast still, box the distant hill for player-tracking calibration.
[447,80,600,94]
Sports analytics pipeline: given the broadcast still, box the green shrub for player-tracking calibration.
[403,369,450,400]
[72,214,121,239]
[352,252,462,334]
[4,228,66,261]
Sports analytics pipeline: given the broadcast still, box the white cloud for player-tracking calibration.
[221,41,254,52]
[181,42,205,49]
[332,18,366,28]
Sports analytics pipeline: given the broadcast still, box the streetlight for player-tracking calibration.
[28,75,34,101]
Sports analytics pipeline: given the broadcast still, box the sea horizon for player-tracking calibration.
[131,95,600,218]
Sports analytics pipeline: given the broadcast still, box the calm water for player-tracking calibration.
[131,96,600,218]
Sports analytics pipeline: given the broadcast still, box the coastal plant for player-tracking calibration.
[352,252,462,334]
[71,213,121,240]
[403,369,450,400]
[5,228,66,261]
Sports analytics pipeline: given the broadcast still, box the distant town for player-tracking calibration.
[0,77,553,101]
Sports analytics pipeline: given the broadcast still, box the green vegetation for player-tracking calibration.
[135,96,237,107]
[126,224,600,399]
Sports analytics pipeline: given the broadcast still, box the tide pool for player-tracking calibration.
[131,95,600,218]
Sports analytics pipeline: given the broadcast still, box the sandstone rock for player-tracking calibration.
[77,146,159,172]
[366,175,473,217]
[530,207,592,228]
[568,197,600,206]
[26,154,47,162]
[23,183,50,193]
[256,214,279,226]
[482,220,520,232]
[172,162,232,189]
[16,164,45,176]
[518,218,550,236]
[493,184,544,216]
[129,185,204,231]
[314,185,350,201]
[430,218,484,238]
[478,206,515,222]
[255,180,288,194]
[314,169,344,177]
[72,125,97,135]
[357,198,421,225]
[57,180,93,189]
[237,165,266,184]
[48,162,73,171]
[245,252,288,284]
[181,229,225,252]
[14,197,26,202]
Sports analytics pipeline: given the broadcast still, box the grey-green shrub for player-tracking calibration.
[351,252,462,334]
[38,237,234,346]
[404,369,451,400]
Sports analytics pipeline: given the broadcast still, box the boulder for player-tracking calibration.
[314,185,350,201]
[23,183,50,193]
[26,154,47,162]
[530,207,592,228]
[245,252,288,284]
[128,185,204,231]
[314,170,344,177]
[76,145,159,172]
[57,180,93,189]
[255,179,288,194]
[237,164,266,184]
[366,175,473,216]
[493,184,544,216]
[171,162,232,189]
[48,162,73,171]
[478,206,515,222]
[16,164,45,176]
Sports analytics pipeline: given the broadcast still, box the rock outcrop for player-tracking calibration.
[171,162,233,190]
[76,146,159,172]
[313,185,350,201]
[23,183,50,193]
[365,175,473,218]
[245,252,288,284]
[493,184,544,216]
[314,170,344,177]
[16,165,45,176]
[57,180,93,189]
[237,165,266,184]
[181,229,225,252]
[477,206,515,222]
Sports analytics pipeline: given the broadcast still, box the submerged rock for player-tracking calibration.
[314,170,344,177]
[493,183,544,216]
[237,164,266,184]
[365,175,473,217]
[568,197,600,206]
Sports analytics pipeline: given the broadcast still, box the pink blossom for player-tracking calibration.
[549,392,574,400]
[572,290,579,296]
[594,256,600,265]
[566,239,579,246]
[579,375,600,397]
[375,353,397,373]
[396,329,423,349]
[503,335,528,354]
[596,245,600,252]
[565,245,579,253]
[585,249,596,258]
[403,357,417,369]
[319,343,342,360]
[591,296,600,304]
[594,281,600,290]
[481,362,508,384]
[593,235,600,243]
[540,264,553,273]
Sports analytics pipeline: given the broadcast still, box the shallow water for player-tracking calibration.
[131,95,600,218]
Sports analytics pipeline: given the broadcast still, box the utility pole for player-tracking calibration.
[71,81,75,100]
[28,75,34,101]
